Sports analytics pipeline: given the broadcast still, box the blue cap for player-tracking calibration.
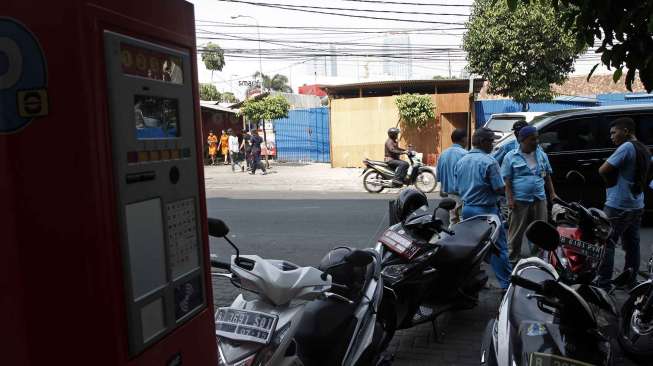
[518,126,537,141]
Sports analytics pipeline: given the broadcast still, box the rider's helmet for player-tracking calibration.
[387,127,400,139]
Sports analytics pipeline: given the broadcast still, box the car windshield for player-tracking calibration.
[485,118,523,132]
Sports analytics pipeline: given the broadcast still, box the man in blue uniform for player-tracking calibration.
[454,128,512,289]
[492,120,529,166]
[437,128,467,225]
[598,117,651,287]
[501,126,558,261]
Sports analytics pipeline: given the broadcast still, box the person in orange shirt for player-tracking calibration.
[217,130,230,165]
[207,131,218,166]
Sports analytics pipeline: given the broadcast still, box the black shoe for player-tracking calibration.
[392,180,403,187]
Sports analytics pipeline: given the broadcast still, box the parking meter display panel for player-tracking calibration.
[104,31,204,355]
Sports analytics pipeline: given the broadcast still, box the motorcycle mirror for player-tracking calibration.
[436,198,456,211]
[208,218,230,237]
[345,250,373,267]
[525,220,560,251]
[566,170,586,185]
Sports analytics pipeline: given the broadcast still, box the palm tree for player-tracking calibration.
[253,72,292,93]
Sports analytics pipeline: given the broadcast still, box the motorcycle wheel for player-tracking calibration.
[414,170,436,193]
[618,290,653,360]
[363,171,385,193]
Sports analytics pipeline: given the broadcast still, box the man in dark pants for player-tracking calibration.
[598,117,651,287]
[385,127,409,186]
[249,129,267,175]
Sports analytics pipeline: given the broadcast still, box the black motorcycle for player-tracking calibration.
[377,189,502,337]
[362,150,437,193]
[481,220,630,366]
[619,253,653,360]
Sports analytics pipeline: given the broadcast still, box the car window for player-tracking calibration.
[539,117,602,152]
[485,118,523,132]
[636,114,653,146]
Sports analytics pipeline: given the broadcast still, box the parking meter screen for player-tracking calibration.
[121,43,183,84]
[134,95,180,139]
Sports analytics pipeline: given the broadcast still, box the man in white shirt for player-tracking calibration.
[228,129,243,172]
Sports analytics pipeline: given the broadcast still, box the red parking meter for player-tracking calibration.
[1,1,216,365]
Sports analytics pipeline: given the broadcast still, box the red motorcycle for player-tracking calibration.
[547,197,612,285]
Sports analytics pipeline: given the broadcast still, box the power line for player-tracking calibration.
[340,0,472,7]
[213,0,467,24]
[218,2,471,16]
[196,20,467,31]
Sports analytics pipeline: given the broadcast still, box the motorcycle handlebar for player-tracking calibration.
[211,257,231,270]
[510,275,544,293]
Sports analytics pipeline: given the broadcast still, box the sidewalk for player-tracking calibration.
[204,162,431,195]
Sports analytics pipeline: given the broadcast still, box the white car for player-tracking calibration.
[484,112,545,140]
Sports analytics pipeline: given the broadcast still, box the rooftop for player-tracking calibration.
[320,78,485,99]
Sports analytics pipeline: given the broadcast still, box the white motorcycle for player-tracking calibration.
[209,218,394,366]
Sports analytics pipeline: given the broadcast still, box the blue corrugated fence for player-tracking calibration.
[274,107,330,163]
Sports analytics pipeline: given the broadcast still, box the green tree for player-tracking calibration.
[199,83,221,101]
[253,72,293,93]
[395,94,436,129]
[464,0,583,110]
[510,0,653,92]
[201,42,225,81]
[240,95,290,166]
[221,92,239,104]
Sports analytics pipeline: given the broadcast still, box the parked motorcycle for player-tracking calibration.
[619,253,653,360]
[362,150,436,193]
[208,218,394,366]
[548,196,612,285]
[377,189,502,337]
[481,220,629,366]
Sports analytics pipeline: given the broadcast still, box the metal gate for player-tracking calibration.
[274,107,330,163]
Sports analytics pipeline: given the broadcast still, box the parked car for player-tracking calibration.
[493,105,653,217]
[484,112,545,140]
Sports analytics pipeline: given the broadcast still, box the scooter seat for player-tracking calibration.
[364,158,389,168]
[434,218,492,266]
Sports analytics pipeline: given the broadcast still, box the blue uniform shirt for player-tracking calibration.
[606,142,644,210]
[454,148,505,206]
[437,143,467,194]
[491,139,518,166]
[501,147,552,202]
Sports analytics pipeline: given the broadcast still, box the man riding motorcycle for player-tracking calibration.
[385,127,409,186]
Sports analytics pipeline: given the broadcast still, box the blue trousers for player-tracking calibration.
[462,204,512,289]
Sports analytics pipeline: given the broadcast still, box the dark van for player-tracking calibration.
[493,104,653,216]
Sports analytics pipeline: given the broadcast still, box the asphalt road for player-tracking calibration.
[208,192,652,366]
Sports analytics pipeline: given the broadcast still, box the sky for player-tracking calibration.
[189,0,609,99]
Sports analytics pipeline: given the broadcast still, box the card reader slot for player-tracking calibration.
[126,171,156,184]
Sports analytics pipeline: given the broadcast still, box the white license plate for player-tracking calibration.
[215,308,278,344]
[379,229,418,259]
[528,352,593,366]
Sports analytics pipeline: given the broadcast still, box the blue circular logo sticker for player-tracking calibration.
[0,17,47,134]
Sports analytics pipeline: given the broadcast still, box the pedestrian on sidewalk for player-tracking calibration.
[436,128,467,225]
[501,126,558,262]
[598,117,651,287]
[228,129,244,172]
[454,128,512,289]
[207,130,218,166]
[240,129,252,170]
[218,130,230,165]
[249,129,267,175]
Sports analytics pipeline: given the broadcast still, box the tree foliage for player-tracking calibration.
[240,95,290,122]
[221,92,239,104]
[199,83,221,101]
[464,0,582,109]
[395,94,436,129]
[511,0,653,92]
[253,72,293,93]
[201,42,225,74]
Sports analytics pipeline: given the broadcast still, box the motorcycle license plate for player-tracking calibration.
[379,229,418,259]
[215,308,278,344]
[528,352,593,366]
[559,236,603,261]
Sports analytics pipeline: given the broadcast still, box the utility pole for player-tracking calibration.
[448,50,452,79]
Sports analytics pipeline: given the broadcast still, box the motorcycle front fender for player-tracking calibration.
[360,167,370,176]
[629,279,653,296]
